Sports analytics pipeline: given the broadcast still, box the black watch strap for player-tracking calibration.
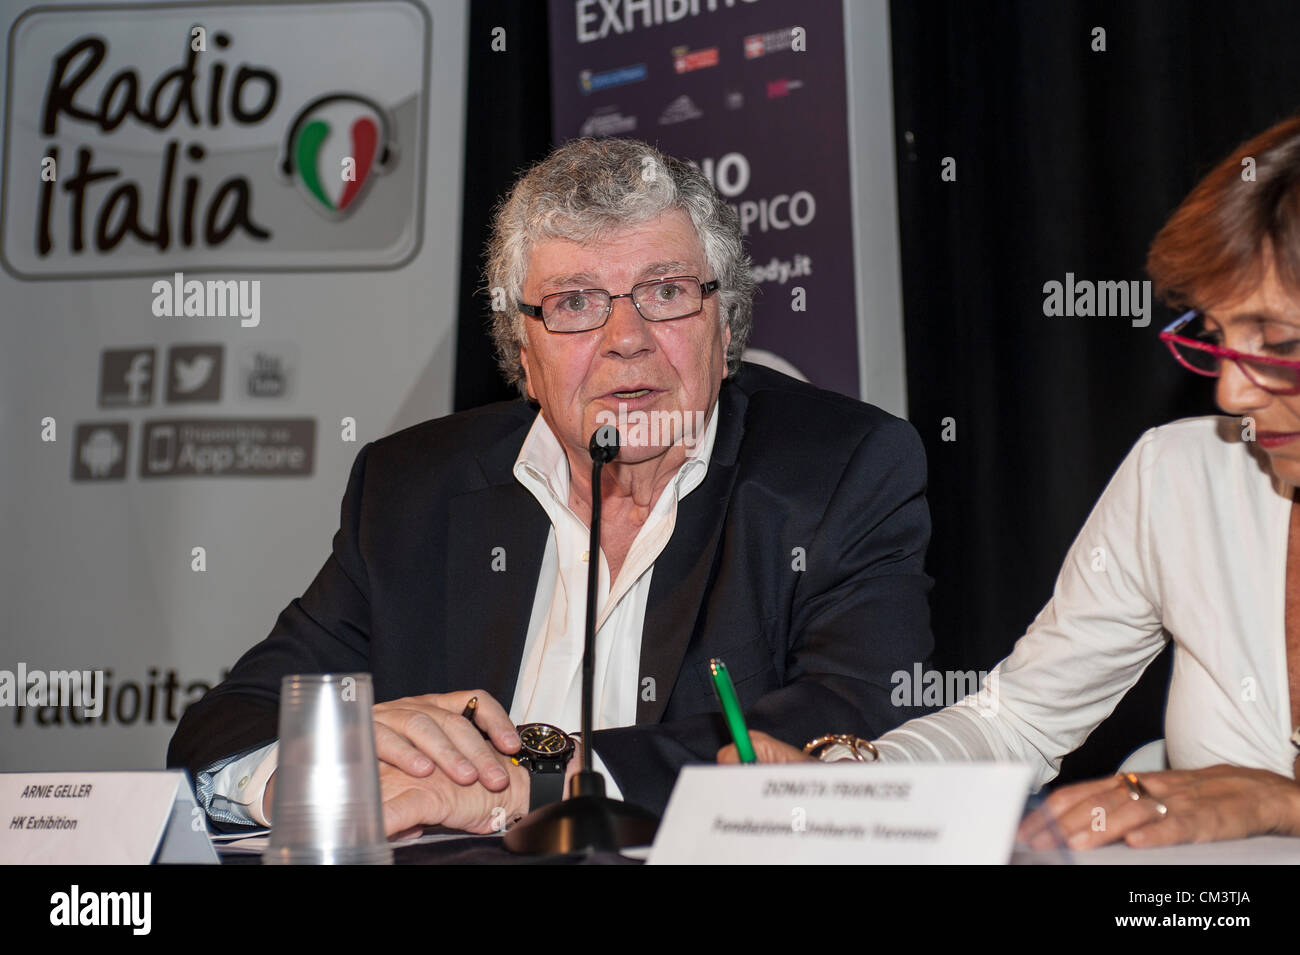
[528,767,566,812]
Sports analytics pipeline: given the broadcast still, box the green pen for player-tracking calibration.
[709,658,756,764]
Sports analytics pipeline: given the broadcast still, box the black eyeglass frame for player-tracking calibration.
[518,276,721,332]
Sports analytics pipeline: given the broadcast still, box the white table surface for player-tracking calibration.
[1012,834,1300,865]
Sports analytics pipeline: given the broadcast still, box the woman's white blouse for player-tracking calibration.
[874,416,1299,789]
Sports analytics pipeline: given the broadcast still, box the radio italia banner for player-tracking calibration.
[0,0,468,771]
[548,0,859,396]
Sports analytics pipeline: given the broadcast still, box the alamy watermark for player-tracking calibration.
[49,885,150,935]
[151,271,261,327]
[0,664,104,718]
[890,663,999,716]
[593,401,707,449]
[1042,273,1151,328]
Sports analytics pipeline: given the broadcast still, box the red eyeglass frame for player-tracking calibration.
[1159,308,1300,396]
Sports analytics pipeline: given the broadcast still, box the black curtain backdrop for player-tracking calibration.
[453,1,1300,785]
[453,0,554,411]
[891,0,1300,782]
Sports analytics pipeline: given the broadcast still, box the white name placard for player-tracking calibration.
[649,763,1034,864]
[0,771,219,864]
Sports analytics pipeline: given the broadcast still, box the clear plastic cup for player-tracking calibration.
[264,673,392,865]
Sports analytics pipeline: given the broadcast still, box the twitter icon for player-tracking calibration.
[166,345,223,403]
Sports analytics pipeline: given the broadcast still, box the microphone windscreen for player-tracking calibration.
[589,425,620,464]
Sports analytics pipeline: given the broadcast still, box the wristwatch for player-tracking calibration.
[512,723,576,811]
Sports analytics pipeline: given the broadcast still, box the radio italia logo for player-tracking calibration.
[2,2,428,277]
[279,94,395,218]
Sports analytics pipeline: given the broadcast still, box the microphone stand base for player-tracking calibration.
[502,796,659,856]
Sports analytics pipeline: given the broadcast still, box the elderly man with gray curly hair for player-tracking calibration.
[169,137,936,838]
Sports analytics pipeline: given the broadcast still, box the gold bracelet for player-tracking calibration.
[803,734,880,762]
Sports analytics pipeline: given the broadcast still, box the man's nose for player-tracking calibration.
[1216,358,1272,416]
[600,294,655,356]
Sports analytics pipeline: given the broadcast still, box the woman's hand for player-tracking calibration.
[1017,764,1300,850]
[717,730,816,764]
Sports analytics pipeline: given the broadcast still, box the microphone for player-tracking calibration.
[589,424,620,464]
[504,425,660,855]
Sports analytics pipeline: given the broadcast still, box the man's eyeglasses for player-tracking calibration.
[518,276,720,333]
[1160,309,1300,396]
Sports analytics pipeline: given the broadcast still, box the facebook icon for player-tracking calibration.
[98,348,156,408]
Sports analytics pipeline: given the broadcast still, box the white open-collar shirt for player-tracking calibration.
[509,404,719,794]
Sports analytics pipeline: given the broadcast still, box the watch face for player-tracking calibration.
[519,723,571,757]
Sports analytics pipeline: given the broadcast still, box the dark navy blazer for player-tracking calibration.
[167,362,936,822]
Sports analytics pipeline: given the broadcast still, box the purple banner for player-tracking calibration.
[548,0,859,397]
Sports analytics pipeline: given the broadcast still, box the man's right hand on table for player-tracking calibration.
[261,689,527,836]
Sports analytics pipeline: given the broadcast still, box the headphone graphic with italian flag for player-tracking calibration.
[279,93,396,216]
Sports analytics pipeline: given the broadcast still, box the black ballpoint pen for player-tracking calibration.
[461,696,490,739]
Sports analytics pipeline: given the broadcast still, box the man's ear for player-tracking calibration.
[520,346,537,401]
[722,320,732,379]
